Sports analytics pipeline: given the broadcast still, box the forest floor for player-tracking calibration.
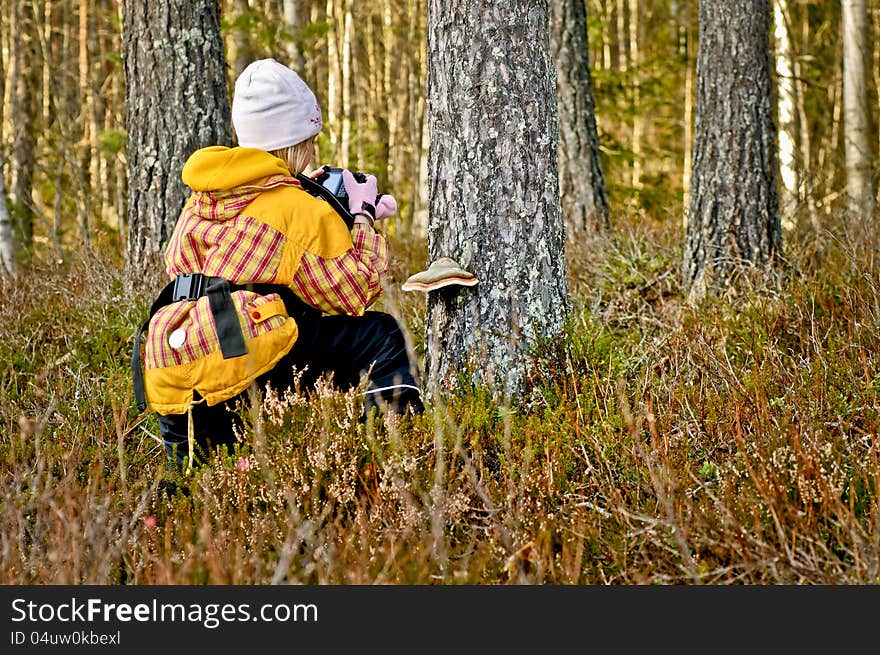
[1,211,878,584]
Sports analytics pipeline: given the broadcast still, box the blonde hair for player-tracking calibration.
[270,135,316,175]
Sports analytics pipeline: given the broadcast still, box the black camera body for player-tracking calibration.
[295,166,367,231]
[315,166,368,201]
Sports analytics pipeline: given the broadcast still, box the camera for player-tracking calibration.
[315,166,368,201]
[296,166,376,231]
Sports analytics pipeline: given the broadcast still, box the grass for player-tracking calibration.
[1,213,878,584]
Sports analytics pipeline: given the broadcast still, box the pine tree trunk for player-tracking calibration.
[549,0,610,233]
[841,0,876,220]
[122,0,231,271]
[795,7,818,232]
[9,0,39,258]
[425,0,570,398]
[683,0,781,299]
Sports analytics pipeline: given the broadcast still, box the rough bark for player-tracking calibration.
[549,0,610,233]
[122,0,232,272]
[683,0,781,299]
[425,0,570,399]
[841,0,876,220]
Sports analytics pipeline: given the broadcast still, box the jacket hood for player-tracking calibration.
[182,146,290,191]
[181,146,298,221]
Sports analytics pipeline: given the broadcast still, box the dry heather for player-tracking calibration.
[1,217,878,584]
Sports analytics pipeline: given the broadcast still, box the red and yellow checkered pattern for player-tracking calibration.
[141,146,389,415]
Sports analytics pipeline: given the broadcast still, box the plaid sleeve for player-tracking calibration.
[291,224,389,315]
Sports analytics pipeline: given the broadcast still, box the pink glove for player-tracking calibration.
[342,169,378,221]
[375,194,397,220]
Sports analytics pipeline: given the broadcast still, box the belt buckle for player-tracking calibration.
[172,273,205,301]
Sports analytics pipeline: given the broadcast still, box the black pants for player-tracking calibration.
[158,310,423,468]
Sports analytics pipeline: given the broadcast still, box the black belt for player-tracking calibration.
[131,274,319,412]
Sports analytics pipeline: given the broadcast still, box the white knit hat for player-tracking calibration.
[231,58,323,151]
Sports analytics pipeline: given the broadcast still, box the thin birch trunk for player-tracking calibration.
[774,0,799,230]
[629,0,641,189]
[600,0,611,69]
[0,154,16,277]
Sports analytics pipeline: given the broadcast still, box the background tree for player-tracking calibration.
[550,0,610,234]
[122,0,232,271]
[0,1,875,272]
[683,0,781,299]
[842,0,876,222]
[774,0,799,230]
[424,0,570,398]
[8,0,39,263]
[0,153,15,276]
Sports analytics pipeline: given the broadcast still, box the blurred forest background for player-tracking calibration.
[2,0,876,263]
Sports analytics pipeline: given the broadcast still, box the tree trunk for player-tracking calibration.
[629,0,641,190]
[282,0,306,75]
[681,0,695,223]
[368,3,390,192]
[425,0,570,398]
[122,0,232,272]
[0,0,6,142]
[340,0,352,167]
[774,0,798,230]
[549,0,610,233]
[683,0,781,299]
[9,0,39,258]
[841,0,876,220]
[231,0,255,80]
[875,5,880,198]
[795,6,818,232]
[78,0,93,243]
[0,154,16,277]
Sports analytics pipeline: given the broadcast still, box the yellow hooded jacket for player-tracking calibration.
[141,146,354,415]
